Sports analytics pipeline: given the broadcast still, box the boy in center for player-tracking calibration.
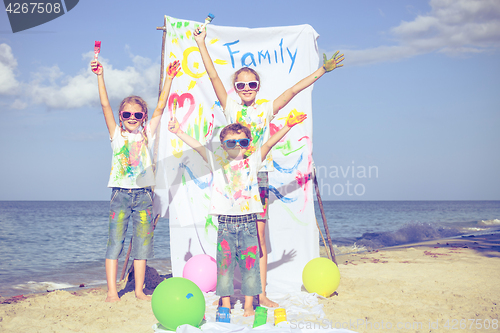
[168,111,306,316]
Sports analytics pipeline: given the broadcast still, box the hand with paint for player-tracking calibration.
[91,60,103,75]
[286,110,307,127]
[166,60,181,79]
[323,51,344,72]
[193,23,207,42]
[168,117,181,134]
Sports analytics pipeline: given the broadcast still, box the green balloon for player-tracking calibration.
[302,257,340,297]
[151,277,206,330]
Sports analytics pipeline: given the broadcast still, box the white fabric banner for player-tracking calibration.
[154,16,320,292]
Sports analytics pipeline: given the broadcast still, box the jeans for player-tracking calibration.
[105,187,154,260]
[216,214,262,296]
[257,171,269,221]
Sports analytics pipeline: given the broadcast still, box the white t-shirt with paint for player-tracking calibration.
[107,125,155,188]
[206,146,264,216]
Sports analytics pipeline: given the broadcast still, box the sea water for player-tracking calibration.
[0,200,499,298]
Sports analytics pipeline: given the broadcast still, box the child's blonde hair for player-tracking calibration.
[232,67,261,88]
[118,96,149,144]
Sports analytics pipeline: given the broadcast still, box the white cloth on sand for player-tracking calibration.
[152,291,357,333]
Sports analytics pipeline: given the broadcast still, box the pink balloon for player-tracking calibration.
[182,254,217,292]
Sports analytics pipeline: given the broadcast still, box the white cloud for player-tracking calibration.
[342,0,500,65]
[0,47,161,111]
[0,43,21,95]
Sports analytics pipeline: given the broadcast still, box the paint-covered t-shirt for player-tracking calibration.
[107,125,155,188]
[224,98,275,172]
[207,146,264,216]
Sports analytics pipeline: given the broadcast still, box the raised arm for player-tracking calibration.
[168,117,208,163]
[91,60,116,138]
[261,110,307,161]
[149,60,180,135]
[193,26,228,109]
[273,51,344,115]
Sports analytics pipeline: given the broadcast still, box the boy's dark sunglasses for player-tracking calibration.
[223,138,250,148]
[120,111,146,120]
[235,81,259,91]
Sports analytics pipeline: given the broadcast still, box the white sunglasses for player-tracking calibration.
[234,81,259,91]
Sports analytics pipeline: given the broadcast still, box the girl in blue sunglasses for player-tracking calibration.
[168,111,306,316]
[194,24,343,307]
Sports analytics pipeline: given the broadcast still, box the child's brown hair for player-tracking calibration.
[220,123,252,142]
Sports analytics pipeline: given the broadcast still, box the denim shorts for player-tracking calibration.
[105,187,154,260]
[216,214,262,297]
[257,171,269,222]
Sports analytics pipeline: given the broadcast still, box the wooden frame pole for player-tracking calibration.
[313,166,337,265]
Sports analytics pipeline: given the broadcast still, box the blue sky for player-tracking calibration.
[1,0,499,201]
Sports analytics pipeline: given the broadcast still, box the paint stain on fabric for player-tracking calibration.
[188,80,197,90]
[138,210,152,245]
[171,139,183,158]
[273,153,303,173]
[205,215,216,234]
[280,202,307,226]
[217,239,231,275]
[275,139,305,156]
[268,185,297,203]
[113,138,148,183]
[180,163,210,189]
[241,246,258,270]
[295,171,311,187]
[109,210,126,243]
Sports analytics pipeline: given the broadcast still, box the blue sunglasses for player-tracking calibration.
[223,138,250,148]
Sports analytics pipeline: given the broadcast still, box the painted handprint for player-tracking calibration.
[166,60,181,78]
[323,51,344,72]
[171,139,184,158]
[286,109,307,127]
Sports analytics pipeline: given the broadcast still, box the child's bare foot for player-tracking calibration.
[243,295,255,317]
[105,294,120,302]
[135,291,152,301]
[243,305,255,317]
[259,294,278,307]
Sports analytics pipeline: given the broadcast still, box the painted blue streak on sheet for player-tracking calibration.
[180,163,211,189]
[273,153,303,174]
[269,185,297,203]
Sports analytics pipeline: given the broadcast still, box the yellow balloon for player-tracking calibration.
[302,257,340,297]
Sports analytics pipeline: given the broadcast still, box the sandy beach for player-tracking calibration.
[1,233,498,333]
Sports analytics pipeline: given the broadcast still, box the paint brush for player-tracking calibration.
[172,98,178,119]
[94,41,101,60]
[92,41,102,73]
[198,13,215,31]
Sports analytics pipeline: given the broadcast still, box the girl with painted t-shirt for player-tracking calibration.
[91,59,180,302]
[194,25,343,307]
